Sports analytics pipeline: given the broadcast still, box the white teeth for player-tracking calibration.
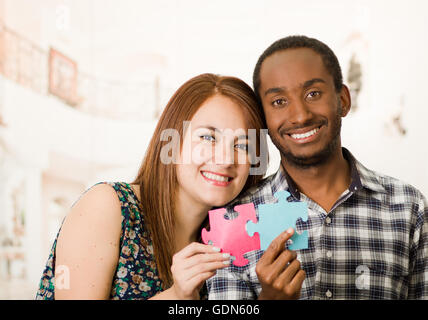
[202,172,230,182]
[291,127,319,140]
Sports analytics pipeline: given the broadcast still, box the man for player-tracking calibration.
[207,35,428,299]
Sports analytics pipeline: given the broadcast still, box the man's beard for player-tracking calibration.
[271,105,343,169]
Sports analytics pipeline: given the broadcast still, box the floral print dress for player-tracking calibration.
[35,182,164,300]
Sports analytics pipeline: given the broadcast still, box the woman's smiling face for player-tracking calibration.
[176,94,252,210]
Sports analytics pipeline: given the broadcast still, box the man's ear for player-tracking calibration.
[339,84,352,117]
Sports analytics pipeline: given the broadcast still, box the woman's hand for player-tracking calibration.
[170,242,231,300]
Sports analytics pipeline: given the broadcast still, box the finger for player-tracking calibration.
[175,259,229,287]
[174,254,231,279]
[173,270,217,299]
[266,250,298,282]
[276,257,301,286]
[259,228,294,265]
[174,242,221,260]
[184,270,217,294]
[287,269,306,297]
[185,260,230,280]
[192,259,231,273]
[179,252,231,270]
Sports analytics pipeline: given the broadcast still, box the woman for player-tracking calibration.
[35,73,267,300]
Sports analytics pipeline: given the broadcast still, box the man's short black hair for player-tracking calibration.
[253,35,343,102]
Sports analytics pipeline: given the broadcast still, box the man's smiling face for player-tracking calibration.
[258,47,350,168]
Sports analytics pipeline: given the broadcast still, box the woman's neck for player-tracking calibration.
[173,193,210,253]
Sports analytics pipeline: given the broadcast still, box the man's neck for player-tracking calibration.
[282,148,351,213]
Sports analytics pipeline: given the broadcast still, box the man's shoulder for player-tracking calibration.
[356,160,427,206]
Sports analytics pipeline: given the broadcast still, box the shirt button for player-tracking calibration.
[325,290,332,298]
[325,217,331,224]
[326,251,333,258]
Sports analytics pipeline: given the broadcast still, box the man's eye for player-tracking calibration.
[272,98,287,107]
[307,91,321,100]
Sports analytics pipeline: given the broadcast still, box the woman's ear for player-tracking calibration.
[339,84,352,117]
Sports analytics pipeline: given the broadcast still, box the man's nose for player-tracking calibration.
[287,98,313,125]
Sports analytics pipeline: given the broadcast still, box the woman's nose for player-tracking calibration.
[214,142,235,166]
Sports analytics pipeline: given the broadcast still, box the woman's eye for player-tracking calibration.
[234,143,248,152]
[200,134,215,142]
[272,98,287,107]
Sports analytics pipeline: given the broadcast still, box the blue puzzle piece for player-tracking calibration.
[246,190,308,251]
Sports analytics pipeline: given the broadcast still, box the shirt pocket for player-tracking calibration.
[355,260,409,299]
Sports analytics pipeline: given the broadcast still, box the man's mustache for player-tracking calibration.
[279,119,327,136]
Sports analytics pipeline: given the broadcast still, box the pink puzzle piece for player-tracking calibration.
[201,203,260,267]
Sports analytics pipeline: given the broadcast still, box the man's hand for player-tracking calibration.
[256,228,306,300]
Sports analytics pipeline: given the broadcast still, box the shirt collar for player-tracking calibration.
[275,147,387,200]
[350,151,387,194]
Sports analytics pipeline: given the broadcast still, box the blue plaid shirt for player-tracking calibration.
[207,148,428,300]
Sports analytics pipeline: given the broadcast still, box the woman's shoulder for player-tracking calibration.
[59,183,124,238]
[72,182,140,210]
[71,183,120,212]
[102,182,141,207]
[60,182,145,249]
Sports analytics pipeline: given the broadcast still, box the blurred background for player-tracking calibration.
[0,0,427,299]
